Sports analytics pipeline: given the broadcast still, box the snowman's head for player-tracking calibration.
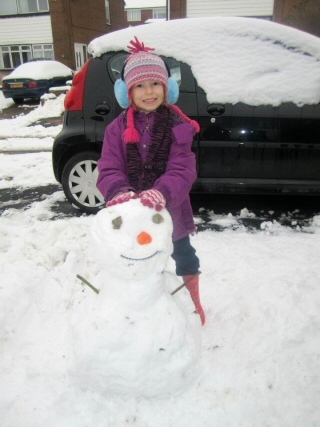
[91,199,173,279]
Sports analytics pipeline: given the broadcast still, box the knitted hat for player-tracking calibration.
[115,37,200,143]
[124,50,168,96]
[115,37,176,109]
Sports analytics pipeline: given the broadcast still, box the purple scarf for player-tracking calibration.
[126,106,184,191]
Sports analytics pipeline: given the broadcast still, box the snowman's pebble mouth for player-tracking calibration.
[121,251,161,261]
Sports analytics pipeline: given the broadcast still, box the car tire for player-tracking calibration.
[12,97,24,104]
[61,151,105,215]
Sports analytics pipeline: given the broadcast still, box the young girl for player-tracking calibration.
[97,37,205,325]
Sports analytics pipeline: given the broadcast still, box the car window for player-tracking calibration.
[108,53,127,80]
[163,57,181,86]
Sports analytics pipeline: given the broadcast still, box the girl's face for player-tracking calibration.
[131,80,165,113]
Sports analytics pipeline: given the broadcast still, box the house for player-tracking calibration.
[0,0,53,76]
[1,0,319,81]
[178,0,320,36]
[0,0,167,78]
[49,0,125,70]
[185,0,274,19]
[0,0,126,78]
[124,0,167,24]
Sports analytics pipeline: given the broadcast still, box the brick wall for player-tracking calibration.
[170,0,187,19]
[49,0,73,68]
[273,0,320,37]
[49,0,125,70]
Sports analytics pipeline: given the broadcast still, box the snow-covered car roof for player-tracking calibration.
[88,17,320,107]
[3,60,73,81]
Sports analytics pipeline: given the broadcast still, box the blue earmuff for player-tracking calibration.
[114,59,180,109]
[114,78,130,109]
[167,76,179,105]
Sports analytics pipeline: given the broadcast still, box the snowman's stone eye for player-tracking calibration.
[112,216,122,229]
[152,214,164,224]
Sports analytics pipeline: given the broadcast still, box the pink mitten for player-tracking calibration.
[106,191,138,207]
[139,189,166,211]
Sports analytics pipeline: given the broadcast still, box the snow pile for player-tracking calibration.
[0,92,64,140]
[68,200,201,397]
[312,215,320,228]
[89,17,320,106]
[0,151,55,189]
[0,93,13,110]
[1,193,320,426]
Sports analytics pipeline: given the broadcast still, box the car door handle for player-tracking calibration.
[95,104,110,115]
[207,104,225,116]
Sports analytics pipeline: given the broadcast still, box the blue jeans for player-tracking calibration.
[171,236,200,276]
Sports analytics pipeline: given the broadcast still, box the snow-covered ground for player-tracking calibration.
[0,91,64,141]
[1,93,320,427]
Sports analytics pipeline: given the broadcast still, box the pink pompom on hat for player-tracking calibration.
[122,37,200,143]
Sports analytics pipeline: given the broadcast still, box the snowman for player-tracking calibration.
[68,199,201,397]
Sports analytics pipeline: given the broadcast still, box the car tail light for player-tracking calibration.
[27,81,38,88]
[2,82,9,90]
[64,58,91,111]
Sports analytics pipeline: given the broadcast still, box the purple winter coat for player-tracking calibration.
[97,108,197,241]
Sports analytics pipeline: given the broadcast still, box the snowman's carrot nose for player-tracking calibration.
[137,231,152,245]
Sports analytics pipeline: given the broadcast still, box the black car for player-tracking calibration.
[2,60,73,104]
[52,17,320,214]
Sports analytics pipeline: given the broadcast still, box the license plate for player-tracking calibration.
[10,83,23,88]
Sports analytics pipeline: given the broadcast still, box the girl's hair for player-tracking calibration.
[124,104,200,144]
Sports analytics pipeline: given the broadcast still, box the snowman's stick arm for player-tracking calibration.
[170,271,201,295]
[76,274,100,294]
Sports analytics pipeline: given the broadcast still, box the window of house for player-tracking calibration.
[0,45,32,69]
[32,44,54,60]
[0,0,49,15]
[18,0,49,14]
[0,2,18,15]
[38,0,48,11]
[127,10,141,22]
[153,8,166,19]
[0,47,11,69]
[0,44,53,69]
[105,0,110,24]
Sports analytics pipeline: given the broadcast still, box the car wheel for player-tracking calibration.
[12,97,24,104]
[61,151,105,215]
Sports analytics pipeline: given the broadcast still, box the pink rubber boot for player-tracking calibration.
[183,274,205,325]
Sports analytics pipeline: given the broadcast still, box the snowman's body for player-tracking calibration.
[69,199,201,397]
